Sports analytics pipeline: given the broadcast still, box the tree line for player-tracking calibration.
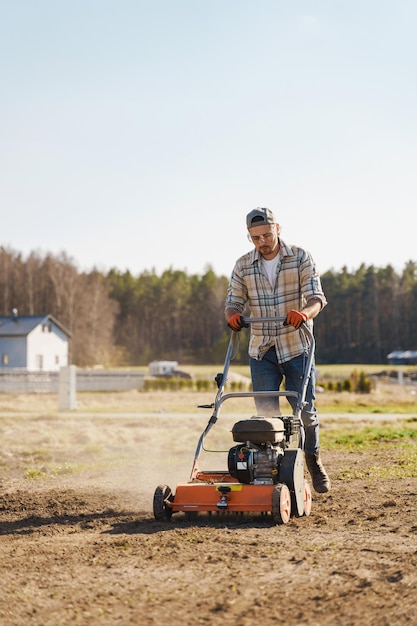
[1,246,416,366]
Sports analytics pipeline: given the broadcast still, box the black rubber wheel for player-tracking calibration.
[271,483,291,525]
[153,484,174,521]
[279,448,305,516]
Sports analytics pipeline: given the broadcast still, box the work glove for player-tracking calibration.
[227,313,249,332]
[285,309,308,329]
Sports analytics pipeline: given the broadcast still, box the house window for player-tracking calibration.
[2,354,9,365]
[55,356,59,365]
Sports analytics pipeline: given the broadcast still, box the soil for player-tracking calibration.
[1,406,416,626]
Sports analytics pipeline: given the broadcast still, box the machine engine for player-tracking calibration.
[227,415,300,485]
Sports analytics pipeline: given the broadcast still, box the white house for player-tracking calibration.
[149,360,178,376]
[387,350,417,365]
[0,311,71,372]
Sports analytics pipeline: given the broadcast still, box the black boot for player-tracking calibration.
[305,452,331,493]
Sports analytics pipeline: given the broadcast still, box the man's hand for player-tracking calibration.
[227,313,249,331]
[285,309,308,329]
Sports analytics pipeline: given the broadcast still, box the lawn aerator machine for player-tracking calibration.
[153,316,314,525]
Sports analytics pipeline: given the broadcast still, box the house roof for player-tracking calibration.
[0,314,72,338]
[387,350,417,360]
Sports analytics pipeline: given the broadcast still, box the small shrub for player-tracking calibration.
[230,381,247,392]
[356,371,373,393]
[342,379,352,392]
[196,379,212,392]
[322,370,372,395]
[179,379,194,391]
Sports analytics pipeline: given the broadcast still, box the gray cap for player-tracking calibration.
[246,207,276,229]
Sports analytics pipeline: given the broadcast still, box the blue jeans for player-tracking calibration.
[249,347,319,454]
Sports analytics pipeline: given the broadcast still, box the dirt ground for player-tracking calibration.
[1,396,416,626]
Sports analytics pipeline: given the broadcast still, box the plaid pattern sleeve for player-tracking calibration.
[225,240,327,361]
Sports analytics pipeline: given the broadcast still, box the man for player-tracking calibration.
[225,207,330,493]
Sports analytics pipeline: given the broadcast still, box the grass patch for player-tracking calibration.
[321,419,417,450]
[318,402,417,414]
[321,418,417,480]
[336,458,417,481]
[336,453,417,480]
[25,462,85,480]
[331,426,417,448]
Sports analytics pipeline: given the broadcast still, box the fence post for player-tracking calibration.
[59,365,76,411]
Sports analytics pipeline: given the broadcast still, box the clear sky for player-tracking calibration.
[1,0,416,279]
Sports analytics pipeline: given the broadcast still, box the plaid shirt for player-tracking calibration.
[225,238,327,362]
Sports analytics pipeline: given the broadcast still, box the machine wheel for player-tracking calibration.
[153,484,174,521]
[292,479,313,517]
[303,480,312,517]
[271,483,291,525]
[279,449,305,516]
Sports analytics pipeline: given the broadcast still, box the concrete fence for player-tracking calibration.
[0,369,145,394]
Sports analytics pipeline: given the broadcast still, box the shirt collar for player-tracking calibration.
[250,237,294,265]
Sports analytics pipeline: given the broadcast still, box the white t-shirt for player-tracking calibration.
[261,255,279,288]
